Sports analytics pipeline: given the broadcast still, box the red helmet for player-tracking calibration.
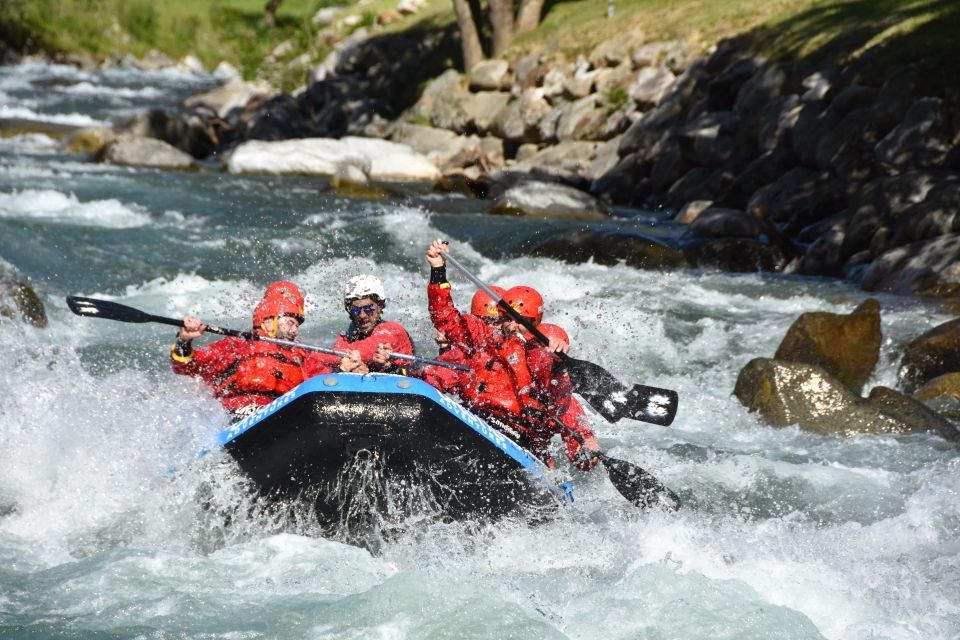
[470,285,506,318]
[263,281,304,320]
[503,285,543,324]
[535,323,569,345]
[253,293,304,328]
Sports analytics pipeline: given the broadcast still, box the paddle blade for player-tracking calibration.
[565,357,678,426]
[66,296,182,329]
[600,454,681,511]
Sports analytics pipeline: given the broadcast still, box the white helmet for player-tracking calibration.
[344,274,386,305]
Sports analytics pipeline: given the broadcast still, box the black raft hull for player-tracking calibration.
[216,374,572,525]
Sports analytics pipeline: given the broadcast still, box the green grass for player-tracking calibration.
[0,0,333,88]
[2,0,958,98]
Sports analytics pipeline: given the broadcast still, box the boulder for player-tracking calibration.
[0,280,47,328]
[915,372,960,402]
[685,207,760,239]
[490,88,553,143]
[489,180,609,220]
[773,299,881,393]
[184,78,276,119]
[866,386,959,441]
[510,140,600,182]
[468,60,511,92]
[680,236,786,272]
[875,97,952,172]
[102,134,196,170]
[628,65,676,110]
[530,230,688,269]
[64,126,115,155]
[898,318,960,393]
[859,233,960,297]
[734,358,955,438]
[225,137,440,182]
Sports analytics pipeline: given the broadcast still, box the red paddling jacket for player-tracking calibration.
[171,334,306,413]
[427,270,559,459]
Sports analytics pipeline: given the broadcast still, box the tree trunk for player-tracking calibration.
[514,0,545,35]
[452,0,485,70]
[264,0,283,28]
[488,0,515,57]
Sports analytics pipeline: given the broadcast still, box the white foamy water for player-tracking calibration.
[0,188,152,227]
[0,104,105,127]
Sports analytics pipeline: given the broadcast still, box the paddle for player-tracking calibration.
[550,415,681,511]
[440,251,679,426]
[66,295,470,372]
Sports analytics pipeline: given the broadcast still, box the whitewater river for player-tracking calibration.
[1,62,958,640]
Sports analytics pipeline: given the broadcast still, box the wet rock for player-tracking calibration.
[734,358,954,437]
[489,180,609,220]
[866,386,959,441]
[101,134,196,170]
[685,207,760,239]
[64,126,115,155]
[773,299,881,393]
[0,280,47,328]
[915,372,960,402]
[530,230,688,269]
[898,318,960,393]
[680,236,786,272]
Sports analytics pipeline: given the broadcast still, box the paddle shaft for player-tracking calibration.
[442,252,554,349]
[66,296,469,372]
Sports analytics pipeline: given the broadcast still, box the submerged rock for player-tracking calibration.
[0,280,47,328]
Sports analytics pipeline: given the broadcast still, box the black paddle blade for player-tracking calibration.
[66,296,182,329]
[600,454,681,511]
[565,356,678,426]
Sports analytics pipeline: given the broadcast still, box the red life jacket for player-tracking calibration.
[211,340,304,404]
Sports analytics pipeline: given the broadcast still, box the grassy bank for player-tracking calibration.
[0,0,328,86]
[2,0,958,98]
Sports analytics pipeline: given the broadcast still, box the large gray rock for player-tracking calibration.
[489,180,609,220]
[468,59,511,91]
[490,88,553,143]
[102,134,196,170]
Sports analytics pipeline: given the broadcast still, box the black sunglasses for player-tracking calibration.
[348,303,379,318]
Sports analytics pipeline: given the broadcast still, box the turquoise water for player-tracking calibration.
[1,62,958,639]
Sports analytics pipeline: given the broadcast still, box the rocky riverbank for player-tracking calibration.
[58,23,960,302]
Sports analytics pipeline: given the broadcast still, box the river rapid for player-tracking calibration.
[1,62,958,640]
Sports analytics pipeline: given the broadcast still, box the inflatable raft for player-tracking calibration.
[216,373,574,525]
